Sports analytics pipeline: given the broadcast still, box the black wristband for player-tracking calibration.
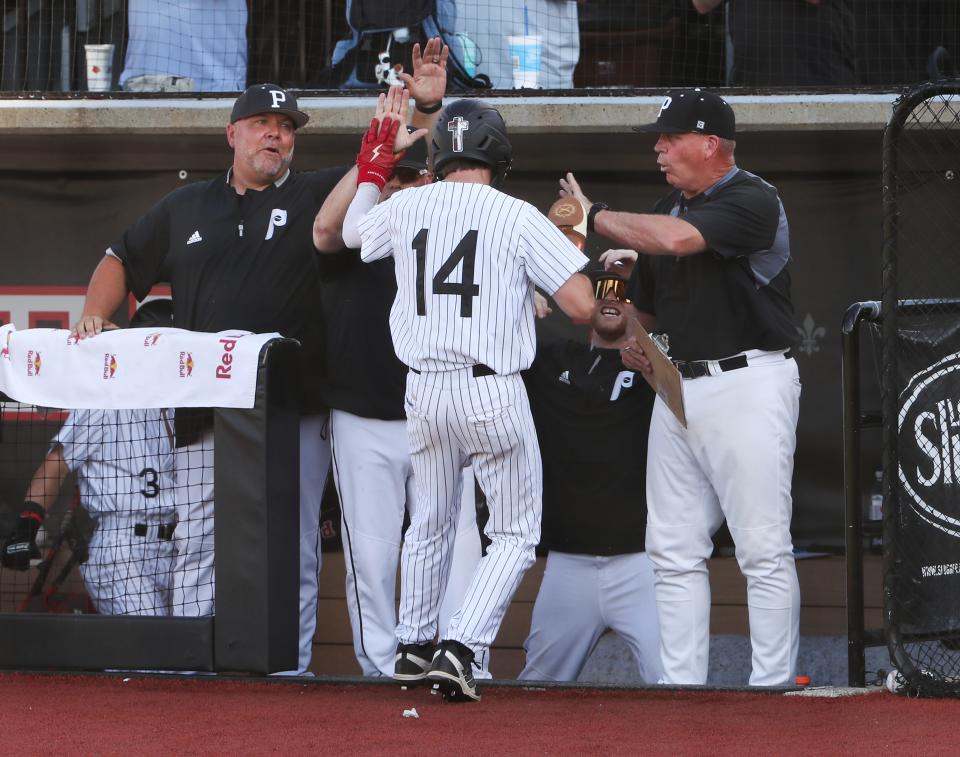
[415,100,442,115]
[21,501,45,522]
[587,202,609,233]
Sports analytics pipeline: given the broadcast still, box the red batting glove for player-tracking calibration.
[357,117,402,190]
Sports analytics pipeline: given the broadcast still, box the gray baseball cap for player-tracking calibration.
[634,89,735,140]
[230,83,309,129]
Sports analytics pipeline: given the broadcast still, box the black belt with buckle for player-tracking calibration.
[134,523,175,541]
[409,363,496,377]
[673,350,792,380]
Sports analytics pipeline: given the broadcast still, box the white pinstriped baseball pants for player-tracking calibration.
[397,367,542,673]
[330,409,483,678]
[81,514,175,616]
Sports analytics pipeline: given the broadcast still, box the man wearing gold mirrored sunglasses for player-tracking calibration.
[518,271,661,683]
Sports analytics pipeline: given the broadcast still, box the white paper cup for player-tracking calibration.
[85,43,115,91]
[507,35,542,89]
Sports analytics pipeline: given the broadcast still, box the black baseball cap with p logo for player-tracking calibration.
[633,88,735,140]
[230,83,309,129]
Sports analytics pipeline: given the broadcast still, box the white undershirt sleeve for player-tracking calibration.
[341,183,381,250]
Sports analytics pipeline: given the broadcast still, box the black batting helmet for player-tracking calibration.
[429,99,512,186]
[130,298,174,329]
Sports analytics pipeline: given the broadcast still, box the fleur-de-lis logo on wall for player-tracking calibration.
[796,313,826,356]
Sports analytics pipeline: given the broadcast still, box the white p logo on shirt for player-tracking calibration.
[270,89,286,109]
[265,209,287,240]
[610,370,634,402]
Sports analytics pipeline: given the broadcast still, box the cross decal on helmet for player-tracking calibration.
[448,116,470,153]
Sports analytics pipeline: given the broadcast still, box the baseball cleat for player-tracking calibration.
[547,197,588,250]
[394,642,436,683]
[426,639,481,702]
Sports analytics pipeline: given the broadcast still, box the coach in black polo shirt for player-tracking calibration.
[71,83,351,675]
[560,89,802,687]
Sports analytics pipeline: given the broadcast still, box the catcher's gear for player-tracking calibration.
[357,117,402,190]
[429,99,512,186]
[1,500,44,570]
[547,197,588,251]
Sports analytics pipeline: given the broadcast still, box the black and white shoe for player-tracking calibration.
[394,642,435,683]
[427,639,481,702]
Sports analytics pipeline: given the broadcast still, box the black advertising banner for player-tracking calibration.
[896,316,960,636]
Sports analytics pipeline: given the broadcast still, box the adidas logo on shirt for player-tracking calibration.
[558,370,570,385]
[187,230,203,245]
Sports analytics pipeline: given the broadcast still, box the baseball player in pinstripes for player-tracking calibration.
[323,98,595,701]
[1,300,176,616]
[311,54,487,677]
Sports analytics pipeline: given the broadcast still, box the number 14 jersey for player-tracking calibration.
[358,181,588,375]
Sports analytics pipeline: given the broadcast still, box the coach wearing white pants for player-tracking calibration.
[566,89,802,686]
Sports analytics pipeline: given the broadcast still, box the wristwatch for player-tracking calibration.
[587,202,609,233]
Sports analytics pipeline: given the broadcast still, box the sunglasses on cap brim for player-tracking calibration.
[594,278,630,303]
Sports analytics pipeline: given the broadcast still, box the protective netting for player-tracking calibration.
[880,82,960,697]
[0,1,956,93]
[0,396,213,619]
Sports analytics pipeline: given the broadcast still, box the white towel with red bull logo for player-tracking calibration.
[0,324,279,409]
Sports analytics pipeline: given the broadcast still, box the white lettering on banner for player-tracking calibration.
[658,96,672,117]
[913,399,960,486]
[265,209,287,240]
[610,370,634,402]
[0,324,279,409]
[270,90,286,109]
[898,353,960,540]
[922,562,960,577]
[0,287,171,330]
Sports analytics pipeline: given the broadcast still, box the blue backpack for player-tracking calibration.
[330,0,492,91]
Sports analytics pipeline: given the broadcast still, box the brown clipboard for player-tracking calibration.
[627,316,687,428]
